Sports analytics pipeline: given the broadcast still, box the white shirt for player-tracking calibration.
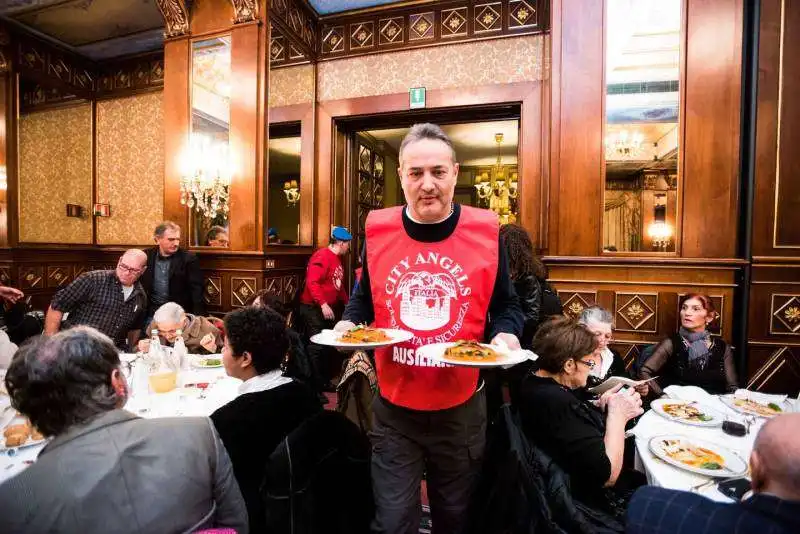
[122,285,134,302]
[237,369,292,396]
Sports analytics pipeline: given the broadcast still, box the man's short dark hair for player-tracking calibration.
[206,225,226,244]
[224,307,288,374]
[4,327,121,437]
[399,123,457,165]
[532,316,598,374]
[154,221,181,238]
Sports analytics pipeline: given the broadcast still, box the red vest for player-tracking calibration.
[366,206,499,410]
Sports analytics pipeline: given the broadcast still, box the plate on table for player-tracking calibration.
[651,399,723,427]
[191,355,224,369]
[720,394,789,419]
[417,340,535,368]
[1,415,47,453]
[311,326,413,350]
[648,435,748,477]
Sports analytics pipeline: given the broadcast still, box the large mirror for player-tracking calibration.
[267,123,301,245]
[185,35,232,248]
[603,0,681,253]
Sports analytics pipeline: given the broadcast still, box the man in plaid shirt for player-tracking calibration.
[44,249,148,350]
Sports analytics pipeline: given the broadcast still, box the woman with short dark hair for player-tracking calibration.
[211,307,322,534]
[517,317,645,517]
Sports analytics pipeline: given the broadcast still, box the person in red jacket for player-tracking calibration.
[297,226,352,393]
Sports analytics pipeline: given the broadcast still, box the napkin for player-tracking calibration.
[733,389,787,406]
[490,337,538,368]
[663,385,716,403]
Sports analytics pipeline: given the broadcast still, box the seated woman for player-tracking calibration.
[517,316,645,515]
[578,306,648,396]
[138,302,222,354]
[639,293,738,395]
[211,307,323,534]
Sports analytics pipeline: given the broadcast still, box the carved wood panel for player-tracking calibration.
[231,277,258,308]
[19,266,44,290]
[614,292,658,333]
[747,345,800,394]
[204,276,222,307]
[770,294,800,335]
[47,265,72,289]
[557,290,596,319]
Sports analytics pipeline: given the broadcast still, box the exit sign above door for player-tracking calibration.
[409,87,426,109]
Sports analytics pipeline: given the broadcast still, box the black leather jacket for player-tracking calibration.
[514,274,542,350]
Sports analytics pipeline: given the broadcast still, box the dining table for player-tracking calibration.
[629,385,796,502]
[0,357,240,486]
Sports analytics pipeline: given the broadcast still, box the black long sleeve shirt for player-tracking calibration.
[343,204,523,340]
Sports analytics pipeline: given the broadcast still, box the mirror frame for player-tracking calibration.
[599,0,687,257]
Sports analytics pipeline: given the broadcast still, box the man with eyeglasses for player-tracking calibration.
[44,249,148,350]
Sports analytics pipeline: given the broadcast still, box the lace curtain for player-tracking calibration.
[603,191,641,251]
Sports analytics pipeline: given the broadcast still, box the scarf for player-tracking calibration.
[679,327,711,369]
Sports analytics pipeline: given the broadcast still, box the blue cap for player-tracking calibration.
[331,226,352,241]
[268,227,278,237]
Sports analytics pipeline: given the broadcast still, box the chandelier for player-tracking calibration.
[605,129,644,159]
[179,133,231,220]
[474,133,518,224]
[283,179,300,207]
[647,221,673,250]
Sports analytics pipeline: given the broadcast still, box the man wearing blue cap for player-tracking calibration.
[297,226,352,393]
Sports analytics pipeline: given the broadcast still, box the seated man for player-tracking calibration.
[627,413,800,534]
[0,327,247,534]
[44,249,148,350]
[206,226,230,247]
[211,307,322,534]
[138,302,222,354]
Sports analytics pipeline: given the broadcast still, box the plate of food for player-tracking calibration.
[648,435,748,477]
[310,325,413,350]
[720,393,789,419]
[191,355,224,368]
[417,340,535,368]
[1,416,47,453]
[650,399,723,427]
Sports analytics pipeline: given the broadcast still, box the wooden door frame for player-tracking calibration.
[315,81,545,248]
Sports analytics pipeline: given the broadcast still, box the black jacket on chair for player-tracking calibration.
[467,405,624,534]
[261,411,373,534]
[140,248,206,316]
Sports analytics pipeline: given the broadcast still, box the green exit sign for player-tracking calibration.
[409,87,426,109]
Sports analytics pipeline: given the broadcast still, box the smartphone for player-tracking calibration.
[717,478,751,501]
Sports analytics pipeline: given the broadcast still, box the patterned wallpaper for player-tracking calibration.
[19,104,93,244]
[269,64,315,108]
[96,92,164,245]
[317,35,545,101]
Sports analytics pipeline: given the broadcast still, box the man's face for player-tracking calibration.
[209,232,229,247]
[156,228,181,256]
[116,256,146,287]
[156,317,186,343]
[399,138,458,222]
[337,241,351,255]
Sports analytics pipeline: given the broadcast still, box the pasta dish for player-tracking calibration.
[661,402,714,423]
[338,325,391,344]
[733,398,782,418]
[660,439,725,470]
[443,340,501,362]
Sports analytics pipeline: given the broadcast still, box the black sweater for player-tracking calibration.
[344,204,523,340]
[211,381,323,534]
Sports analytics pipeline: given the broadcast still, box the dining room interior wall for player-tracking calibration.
[269,64,314,108]
[18,103,94,244]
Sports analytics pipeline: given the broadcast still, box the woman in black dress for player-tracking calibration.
[517,317,645,516]
[639,293,738,395]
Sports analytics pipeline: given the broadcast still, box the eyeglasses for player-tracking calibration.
[118,262,144,275]
[576,358,597,370]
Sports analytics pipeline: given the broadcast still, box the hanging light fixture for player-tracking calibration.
[474,133,519,223]
[179,133,231,220]
[605,129,644,159]
[283,179,300,207]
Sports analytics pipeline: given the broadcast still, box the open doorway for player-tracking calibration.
[345,113,521,260]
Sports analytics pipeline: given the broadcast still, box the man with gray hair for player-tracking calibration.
[336,123,523,533]
[44,249,148,350]
[140,221,206,323]
[0,327,248,533]
[627,413,800,533]
[138,301,222,354]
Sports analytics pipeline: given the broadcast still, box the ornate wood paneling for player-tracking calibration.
[230,0,259,24]
[14,33,95,100]
[614,292,658,333]
[231,276,258,307]
[18,265,44,291]
[318,0,545,61]
[270,0,316,68]
[20,82,81,112]
[46,265,72,289]
[771,294,800,335]
[558,290,596,319]
[96,54,165,99]
[270,25,312,68]
[746,345,800,394]
[204,276,222,307]
[609,341,654,373]
[154,0,190,38]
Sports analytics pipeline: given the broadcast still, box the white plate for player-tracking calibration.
[310,328,413,350]
[191,355,224,369]
[650,399,723,427]
[719,394,790,419]
[648,434,748,477]
[417,342,535,368]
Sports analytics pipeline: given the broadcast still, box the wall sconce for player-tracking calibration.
[283,179,300,207]
[66,204,83,218]
[93,203,111,217]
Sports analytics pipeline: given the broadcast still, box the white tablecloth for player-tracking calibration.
[1,366,239,485]
[629,386,768,502]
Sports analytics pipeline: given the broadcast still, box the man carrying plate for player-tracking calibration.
[335,123,523,534]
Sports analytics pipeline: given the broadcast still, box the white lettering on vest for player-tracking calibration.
[392,346,451,368]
